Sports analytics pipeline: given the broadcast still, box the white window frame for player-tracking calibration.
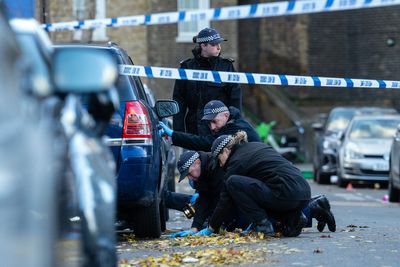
[176,0,210,43]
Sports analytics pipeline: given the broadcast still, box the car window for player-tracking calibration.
[326,110,354,132]
[124,54,148,103]
[349,119,400,139]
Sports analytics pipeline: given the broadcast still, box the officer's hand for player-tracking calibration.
[190,193,199,205]
[194,227,214,236]
[169,229,196,238]
[159,121,173,137]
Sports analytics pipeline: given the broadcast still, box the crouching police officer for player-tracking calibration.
[195,131,314,237]
[160,100,260,151]
[169,150,228,237]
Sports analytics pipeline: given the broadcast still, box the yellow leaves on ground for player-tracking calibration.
[118,231,274,266]
[120,247,270,266]
[120,230,272,250]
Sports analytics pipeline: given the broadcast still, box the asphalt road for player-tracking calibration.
[117,180,400,267]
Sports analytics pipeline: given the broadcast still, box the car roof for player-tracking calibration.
[10,19,53,53]
[351,114,400,121]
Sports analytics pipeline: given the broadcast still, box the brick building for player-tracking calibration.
[36,0,400,159]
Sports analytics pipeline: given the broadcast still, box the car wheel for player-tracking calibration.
[337,174,348,188]
[316,168,331,184]
[159,197,167,232]
[132,194,161,238]
[388,171,400,202]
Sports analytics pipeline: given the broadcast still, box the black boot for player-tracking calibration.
[310,195,336,232]
[242,218,275,236]
[282,211,308,237]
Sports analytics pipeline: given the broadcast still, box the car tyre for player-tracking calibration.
[388,171,400,202]
[159,197,167,232]
[132,193,161,238]
[316,168,331,184]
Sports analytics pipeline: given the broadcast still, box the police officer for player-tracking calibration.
[160,100,258,151]
[173,27,242,135]
[195,131,314,237]
[169,150,227,237]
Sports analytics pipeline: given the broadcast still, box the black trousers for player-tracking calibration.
[226,175,308,223]
[164,190,191,212]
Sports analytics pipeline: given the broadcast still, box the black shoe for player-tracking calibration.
[243,218,275,236]
[310,195,336,232]
[282,211,307,237]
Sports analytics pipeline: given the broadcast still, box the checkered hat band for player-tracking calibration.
[179,152,199,173]
[196,34,221,43]
[204,106,229,116]
[213,136,233,157]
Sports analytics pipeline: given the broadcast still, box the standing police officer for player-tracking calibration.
[173,28,242,135]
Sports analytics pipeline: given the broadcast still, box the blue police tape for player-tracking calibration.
[43,0,400,32]
[119,64,400,89]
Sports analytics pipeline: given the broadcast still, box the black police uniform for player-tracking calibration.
[172,50,242,135]
[190,151,225,230]
[172,106,260,151]
[209,142,311,231]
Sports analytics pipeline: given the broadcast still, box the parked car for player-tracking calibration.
[337,114,400,187]
[55,43,179,238]
[312,107,398,184]
[0,8,56,267]
[388,124,400,202]
[11,19,119,267]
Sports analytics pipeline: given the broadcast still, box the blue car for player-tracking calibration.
[55,43,179,238]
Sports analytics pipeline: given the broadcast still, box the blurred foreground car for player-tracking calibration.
[10,18,118,267]
[337,115,400,187]
[0,7,56,267]
[312,107,397,184]
[55,43,179,238]
[388,124,400,202]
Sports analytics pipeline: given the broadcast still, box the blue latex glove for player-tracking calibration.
[159,121,173,137]
[169,229,196,238]
[194,227,214,236]
[190,193,199,205]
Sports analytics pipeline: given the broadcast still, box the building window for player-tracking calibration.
[176,0,210,43]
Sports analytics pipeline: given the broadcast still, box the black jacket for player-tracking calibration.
[209,142,311,230]
[172,50,242,135]
[191,151,225,230]
[172,106,260,151]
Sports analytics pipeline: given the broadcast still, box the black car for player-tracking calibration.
[55,43,179,238]
[313,107,398,184]
[389,124,400,202]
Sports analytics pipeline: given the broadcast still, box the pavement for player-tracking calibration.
[117,178,400,267]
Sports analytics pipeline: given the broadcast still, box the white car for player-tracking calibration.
[337,115,400,187]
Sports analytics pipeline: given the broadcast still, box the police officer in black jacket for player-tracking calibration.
[172,27,241,135]
[169,150,227,237]
[160,100,259,151]
[195,131,313,237]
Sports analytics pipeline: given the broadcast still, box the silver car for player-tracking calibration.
[337,115,400,187]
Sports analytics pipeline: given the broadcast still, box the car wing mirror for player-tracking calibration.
[52,48,117,93]
[155,100,179,118]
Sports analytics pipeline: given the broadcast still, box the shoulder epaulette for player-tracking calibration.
[221,57,235,63]
[179,58,191,65]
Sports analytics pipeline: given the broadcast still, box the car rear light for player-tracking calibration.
[123,101,152,140]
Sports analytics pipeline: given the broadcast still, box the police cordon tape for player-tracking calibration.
[119,64,400,89]
[44,0,400,32]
